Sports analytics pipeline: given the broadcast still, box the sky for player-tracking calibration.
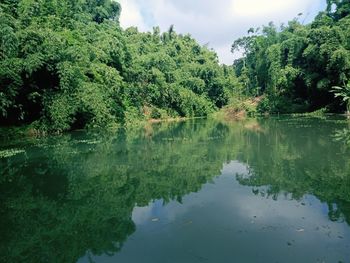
[118,0,327,65]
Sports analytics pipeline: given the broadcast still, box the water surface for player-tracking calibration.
[1,117,350,263]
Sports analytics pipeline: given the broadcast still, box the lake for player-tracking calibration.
[1,117,350,263]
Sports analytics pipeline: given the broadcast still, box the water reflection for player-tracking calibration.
[236,118,350,224]
[333,128,350,149]
[0,117,349,262]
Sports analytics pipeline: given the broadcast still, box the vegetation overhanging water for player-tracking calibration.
[1,0,350,262]
[1,0,350,132]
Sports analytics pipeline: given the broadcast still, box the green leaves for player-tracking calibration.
[331,83,350,112]
[0,58,22,117]
[121,27,235,120]
[232,4,350,113]
[0,0,240,131]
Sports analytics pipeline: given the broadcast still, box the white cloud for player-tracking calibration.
[118,0,148,31]
[118,0,326,64]
[233,0,297,16]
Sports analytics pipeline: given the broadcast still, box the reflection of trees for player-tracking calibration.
[0,145,136,262]
[1,118,349,262]
[236,117,350,224]
[0,120,244,263]
[333,128,350,150]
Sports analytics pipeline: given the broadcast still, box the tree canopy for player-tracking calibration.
[0,0,239,132]
[232,1,350,114]
[1,1,350,132]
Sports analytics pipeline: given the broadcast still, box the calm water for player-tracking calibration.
[1,117,350,263]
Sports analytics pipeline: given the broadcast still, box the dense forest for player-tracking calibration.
[0,0,239,132]
[0,0,349,132]
[232,0,350,113]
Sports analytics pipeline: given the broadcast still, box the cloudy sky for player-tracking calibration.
[118,0,327,64]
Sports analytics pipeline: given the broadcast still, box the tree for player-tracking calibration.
[232,5,350,113]
[331,82,350,114]
[0,0,240,131]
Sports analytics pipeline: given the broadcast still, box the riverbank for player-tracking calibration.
[1,103,349,141]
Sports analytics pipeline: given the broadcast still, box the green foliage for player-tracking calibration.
[232,6,350,114]
[257,95,309,114]
[0,1,240,131]
[333,128,350,146]
[257,96,272,113]
[331,82,350,112]
[122,27,235,119]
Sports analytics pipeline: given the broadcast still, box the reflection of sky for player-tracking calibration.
[132,161,250,225]
[132,200,164,225]
[79,160,350,263]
